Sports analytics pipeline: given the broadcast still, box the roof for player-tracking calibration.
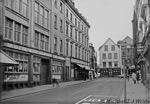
[99,38,118,51]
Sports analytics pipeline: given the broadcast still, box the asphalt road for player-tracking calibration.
[2,78,124,104]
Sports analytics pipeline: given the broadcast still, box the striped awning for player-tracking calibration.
[0,50,18,65]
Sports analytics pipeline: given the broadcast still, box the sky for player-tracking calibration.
[74,0,135,53]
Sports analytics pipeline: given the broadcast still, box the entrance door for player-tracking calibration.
[41,59,49,85]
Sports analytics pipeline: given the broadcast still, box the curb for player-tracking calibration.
[2,80,92,101]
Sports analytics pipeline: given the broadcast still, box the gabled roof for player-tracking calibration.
[99,38,118,51]
[122,36,133,44]
[122,36,132,42]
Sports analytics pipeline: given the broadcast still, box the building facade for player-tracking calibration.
[99,38,122,77]
[89,43,97,79]
[117,36,134,75]
[133,0,150,98]
[0,0,90,90]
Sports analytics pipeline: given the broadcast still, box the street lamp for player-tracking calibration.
[123,41,127,103]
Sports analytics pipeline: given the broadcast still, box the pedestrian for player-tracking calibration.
[52,76,56,87]
[136,71,140,84]
[132,72,136,84]
[55,79,60,87]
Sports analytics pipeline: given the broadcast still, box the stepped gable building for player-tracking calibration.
[99,38,122,77]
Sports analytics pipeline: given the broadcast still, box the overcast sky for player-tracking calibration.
[74,0,135,53]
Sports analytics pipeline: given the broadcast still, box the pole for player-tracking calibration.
[0,0,4,103]
[124,42,127,103]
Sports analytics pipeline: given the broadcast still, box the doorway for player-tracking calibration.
[41,59,50,85]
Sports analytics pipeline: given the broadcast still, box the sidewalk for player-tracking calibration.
[125,79,147,99]
[2,80,90,100]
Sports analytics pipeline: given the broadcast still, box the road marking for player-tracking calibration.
[75,95,120,104]
[75,95,92,104]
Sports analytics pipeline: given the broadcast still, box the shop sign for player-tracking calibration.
[4,75,28,82]
[52,74,61,79]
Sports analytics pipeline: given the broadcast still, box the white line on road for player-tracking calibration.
[75,95,92,104]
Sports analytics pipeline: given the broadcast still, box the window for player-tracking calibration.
[60,19,63,32]
[54,0,57,8]
[22,26,28,45]
[22,0,28,17]
[78,21,80,29]
[82,49,84,60]
[33,56,40,73]
[14,0,21,12]
[14,23,21,43]
[35,2,48,28]
[70,13,72,22]
[75,18,77,27]
[40,34,44,50]
[39,6,44,26]
[111,45,115,51]
[66,41,69,56]
[70,25,73,38]
[85,50,86,61]
[104,45,108,51]
[103,62,106,67]
[75,29,77,41]
[82,34,84,43]
[35,2,39,23]
[66,9,68,18]
[102,53,106,59]
[70,43,72,57]
[109,62,112,67]
[34,31,39,48]
[78,32,80,42]
[44,10,48,28]
[66,22,69,35]
[45,36,49,51]
[60,2,63,13]
[6,0,14,9]
[75,45,77,58]
[114,61,118,67]
[54,37,57,52]
[114,53,118,59]
[108,53,112,59]
[54,15,57,29]
[5,18,13,40]
[60,39,63,53]
[79,47,80,59]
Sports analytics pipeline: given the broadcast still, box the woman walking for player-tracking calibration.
[132,72,136,84]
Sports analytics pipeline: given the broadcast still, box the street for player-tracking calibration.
[2,78,124,104]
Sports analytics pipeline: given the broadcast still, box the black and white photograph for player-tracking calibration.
[0,0,150,104]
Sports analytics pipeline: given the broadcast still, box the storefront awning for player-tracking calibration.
[77,64,84,68]
[77,64,91,71]
[0,50,18,65]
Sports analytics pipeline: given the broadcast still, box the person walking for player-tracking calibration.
[55,79,60,87]
[132,72,136,84]
[136,71,140,84]
[52,76,56,87]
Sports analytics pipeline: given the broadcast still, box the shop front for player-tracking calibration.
[52,59,64,82]
[71,63,89,80]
